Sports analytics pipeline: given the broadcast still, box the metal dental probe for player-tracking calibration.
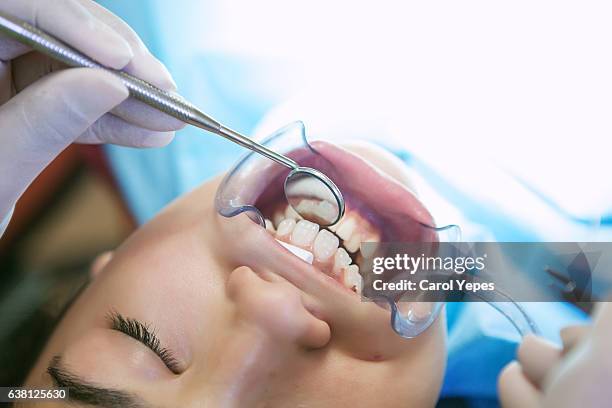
[0,11,345,225]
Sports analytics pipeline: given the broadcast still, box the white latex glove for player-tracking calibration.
[0,0,186,234]
[498,301,612,407]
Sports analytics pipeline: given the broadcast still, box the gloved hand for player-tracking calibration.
[498,301,612,407]
[0,0,186,233]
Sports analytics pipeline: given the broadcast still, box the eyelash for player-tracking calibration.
[108,311,180,374]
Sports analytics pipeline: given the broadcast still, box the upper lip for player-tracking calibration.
[310,141,435,237]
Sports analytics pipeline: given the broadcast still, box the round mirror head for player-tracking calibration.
[284,167,345,226]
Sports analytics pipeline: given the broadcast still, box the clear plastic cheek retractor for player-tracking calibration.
[215,122,453,338]
[0,11,344,227]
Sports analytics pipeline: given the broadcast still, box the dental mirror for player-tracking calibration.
[284,167,345,226]
[214,127,345,226]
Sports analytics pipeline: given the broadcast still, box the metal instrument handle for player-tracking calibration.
[0,11,300,170]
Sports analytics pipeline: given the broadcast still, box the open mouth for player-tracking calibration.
[253,141,438,296]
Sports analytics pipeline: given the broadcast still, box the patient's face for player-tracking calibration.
[25,143,446,407]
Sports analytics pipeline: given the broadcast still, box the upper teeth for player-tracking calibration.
[313,229,339,262]
[294,200,317,218]
[276,218,296,240]
[336,217,356,241]
[345,264,363,294]
[285,205,301,220]
[276,239,314,264]
[265,219,276,233]
[281,199,339,226]
[315,201,337,224]
[333,247,351,277]
[265,207,380,295]
[359,237,381,258]
[290,220,320,248]
[344,232,362,253]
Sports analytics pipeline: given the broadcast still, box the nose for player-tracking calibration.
[227,266,331,348]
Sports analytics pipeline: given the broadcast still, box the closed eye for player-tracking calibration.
[107,311,180,374]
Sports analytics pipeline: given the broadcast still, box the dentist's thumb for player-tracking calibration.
[0,68,129,229]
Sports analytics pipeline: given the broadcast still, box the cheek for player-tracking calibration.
[86,245,231,366]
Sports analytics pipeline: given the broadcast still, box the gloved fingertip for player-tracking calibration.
[171,118,188,131]
[93,70,131,104]
[52,69,130,123]
[518,334,559,361]
[157,61,179,91]
[133,131,175,148]
[37,0,134,70]
[92,21,135,69]
[146,53,178,91]
[128,52,178,91]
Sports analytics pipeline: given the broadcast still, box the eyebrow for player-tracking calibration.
[47,355,155,408]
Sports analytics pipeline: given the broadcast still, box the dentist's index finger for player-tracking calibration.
[517,334,561,388]
[0,0,133,67]
[498,362,541,408]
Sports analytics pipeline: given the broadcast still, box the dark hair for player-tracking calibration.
[0,269,89,386]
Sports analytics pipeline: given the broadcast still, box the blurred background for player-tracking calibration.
[1,1,611,406]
